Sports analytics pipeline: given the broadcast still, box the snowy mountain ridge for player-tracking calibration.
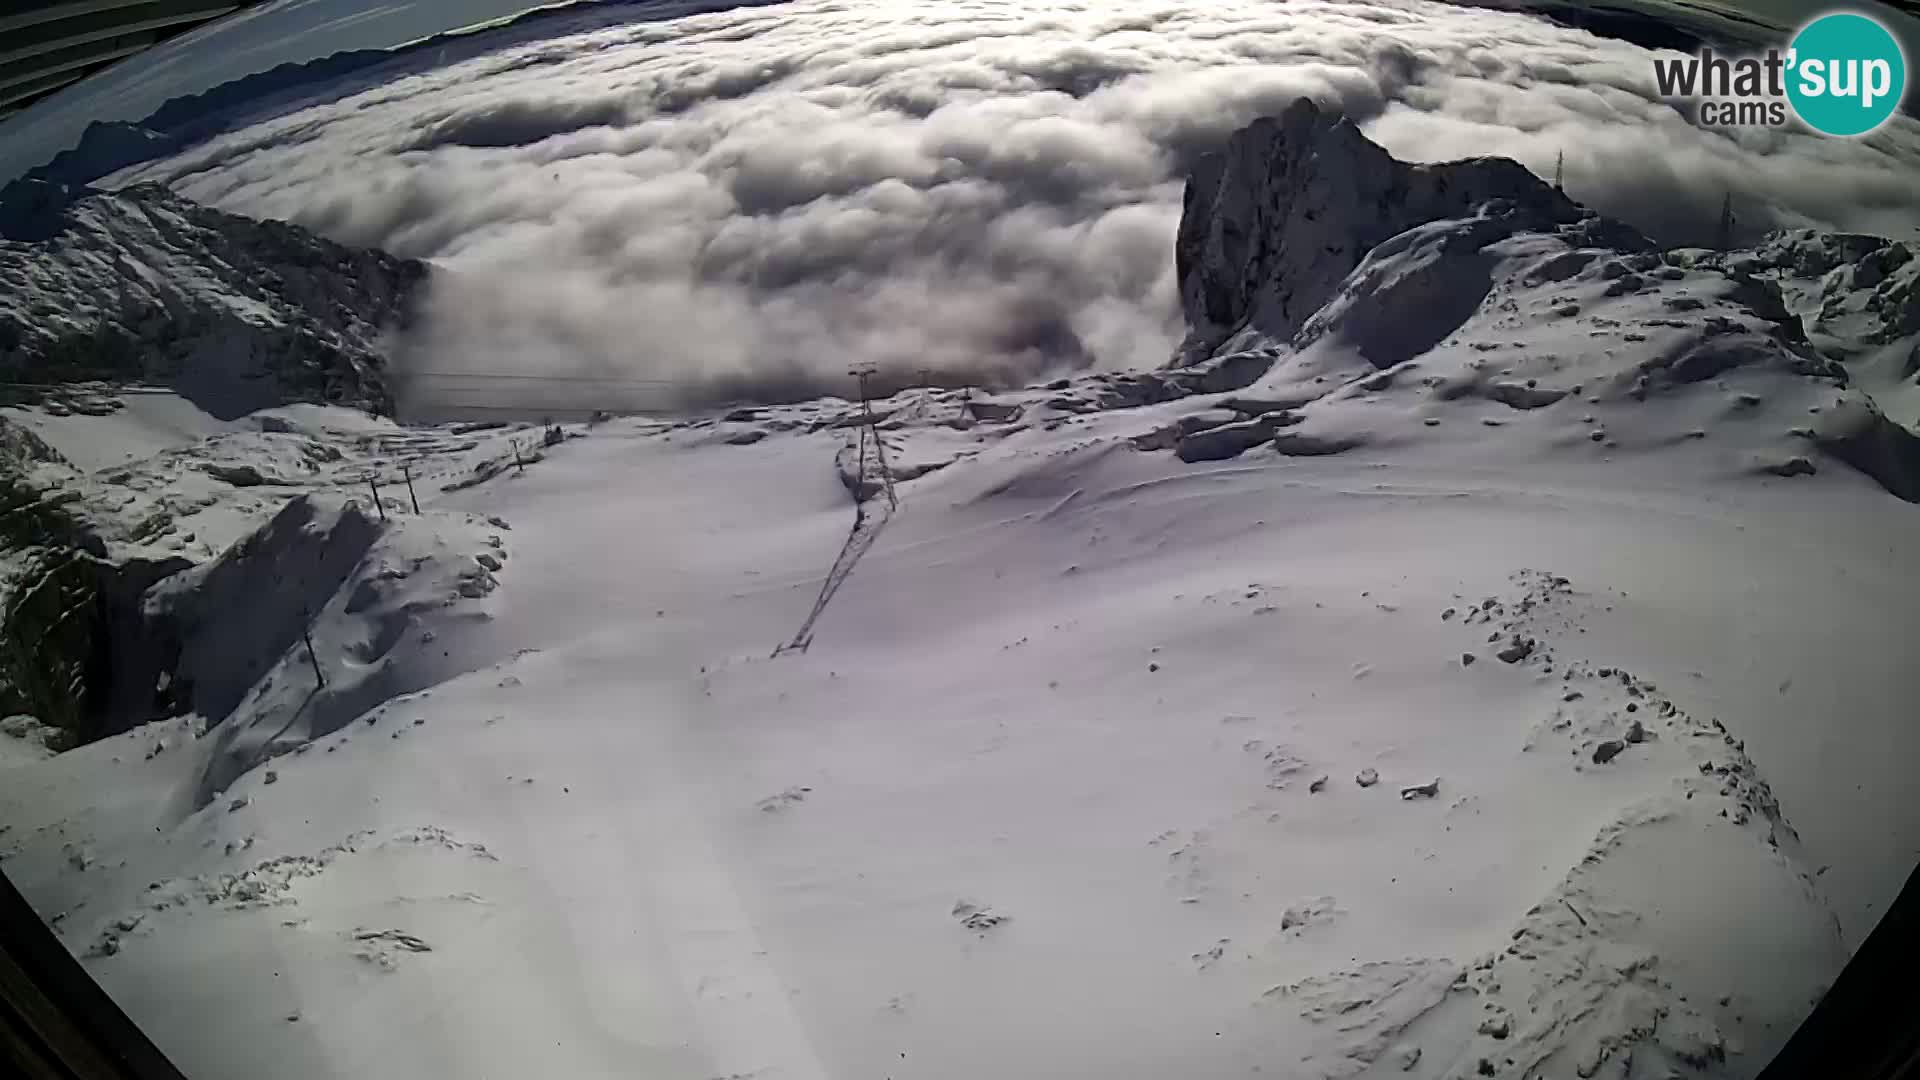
[0,181,424,419]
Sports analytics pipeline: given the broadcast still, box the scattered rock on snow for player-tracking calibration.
[1399,778,1440,800]
[354,929,431,951]
[952,899,1008,933]
[1496,638,1535,664]
[1279,895,1340,931]
[351,928,433,970]
[1592,739,1627,764]
[756,786,812,813]
[1191,938,1231,970]
[1356,768,1380,788]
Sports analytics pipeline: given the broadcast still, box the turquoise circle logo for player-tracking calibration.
[1786,12,1906,136]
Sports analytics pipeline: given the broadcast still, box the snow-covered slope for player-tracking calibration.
[0,394,548,741]
[0,182,425,419]
[8,400,1918,1080]
[3,108,1920,1080]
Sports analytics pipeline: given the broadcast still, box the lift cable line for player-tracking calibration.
[401,370,685,385]
[851,365,898,511]
[773,364,900,656]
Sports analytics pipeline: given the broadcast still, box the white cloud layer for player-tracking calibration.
[117,0,1920,410]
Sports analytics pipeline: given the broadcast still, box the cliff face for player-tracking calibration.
[0,181,426,418]
[1172,98,1648,363]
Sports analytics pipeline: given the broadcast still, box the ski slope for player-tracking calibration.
[4,389,1918,1079]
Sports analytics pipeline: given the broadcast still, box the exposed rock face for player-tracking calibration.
[1172,98,1648,363]
[0,183,426,418]
[1753,229,1920,346]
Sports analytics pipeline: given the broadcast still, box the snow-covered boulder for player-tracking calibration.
[0,713,68,768]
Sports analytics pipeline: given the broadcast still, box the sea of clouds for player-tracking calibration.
[114,0,1920,410]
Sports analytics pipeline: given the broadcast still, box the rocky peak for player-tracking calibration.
[1173,98,1648,363]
